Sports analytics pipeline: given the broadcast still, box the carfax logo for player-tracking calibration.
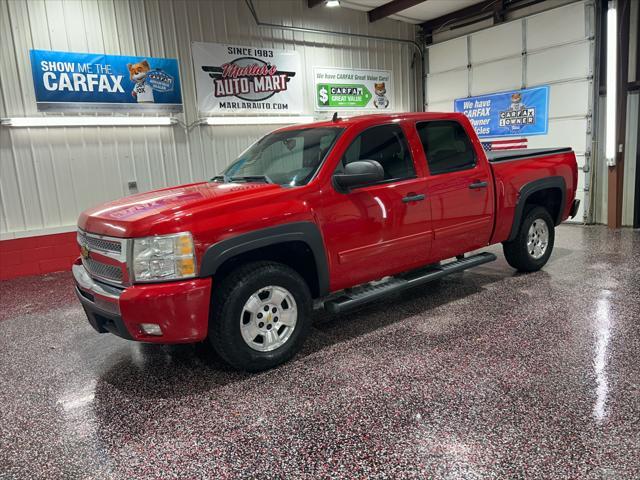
[127,60,175,103]
[201,57,296,101]
[498,93,536,130]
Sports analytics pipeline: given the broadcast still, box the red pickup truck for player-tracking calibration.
[74,112,579,370]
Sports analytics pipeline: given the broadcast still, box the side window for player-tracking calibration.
[340,124,415,181]
[416,121,476,175]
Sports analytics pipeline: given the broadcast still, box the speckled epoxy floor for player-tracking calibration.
[1,225,639,479]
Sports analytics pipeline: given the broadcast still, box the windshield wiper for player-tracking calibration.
[211,174,231,183]
[229,175,274,184]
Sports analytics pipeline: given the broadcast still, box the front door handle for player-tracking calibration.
[402,193,425,203]
[469,181,488,189]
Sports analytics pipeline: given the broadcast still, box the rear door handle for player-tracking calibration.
[469,181,488,189]
[402,193,425,203]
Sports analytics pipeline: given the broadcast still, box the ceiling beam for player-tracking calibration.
[421,0,496,32]
[368,0,428,23]
[421,0,546,34]
[307,0,324,8]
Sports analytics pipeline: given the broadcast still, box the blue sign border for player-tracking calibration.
[454,86,549,138]
[30,49,183,112]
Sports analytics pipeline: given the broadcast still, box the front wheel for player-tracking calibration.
[503,206,555,272]
[209,261,312,371]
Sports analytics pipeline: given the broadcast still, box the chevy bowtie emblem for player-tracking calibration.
[80,244,90,260]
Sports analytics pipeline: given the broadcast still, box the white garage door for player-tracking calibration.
[425,1,594,222]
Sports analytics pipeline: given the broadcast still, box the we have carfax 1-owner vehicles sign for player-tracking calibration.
[192,43,303,114]
[29,49,182,111]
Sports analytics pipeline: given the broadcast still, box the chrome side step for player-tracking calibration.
[324,252,497,314]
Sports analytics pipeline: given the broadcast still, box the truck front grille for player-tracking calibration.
[77,230,122,256]
[82,257,123,283]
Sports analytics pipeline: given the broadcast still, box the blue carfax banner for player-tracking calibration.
[454,86,549,138]
[30,49,182,111]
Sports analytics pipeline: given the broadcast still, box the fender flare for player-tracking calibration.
[199,221,330,296]
[507,176,566,241]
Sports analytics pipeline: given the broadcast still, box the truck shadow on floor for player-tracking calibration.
[92,265,558,445]
[96,265,513,400]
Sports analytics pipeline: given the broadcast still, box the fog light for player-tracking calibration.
[140,323,162,336]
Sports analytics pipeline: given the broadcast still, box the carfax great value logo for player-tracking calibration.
[29,49,183,110]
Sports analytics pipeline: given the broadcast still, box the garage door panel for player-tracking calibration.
[427,69,467,104]
[428,37,467,73]
[549,81,590,117]
[526,2,587,50]
[470,21,522,64]
[471,57,522,96]
[526,118,588,156]
[426,100,454,112]
[527,42,590,85]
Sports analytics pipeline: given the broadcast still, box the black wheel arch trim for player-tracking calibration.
[508,176,566,241]
[199,221,330,297]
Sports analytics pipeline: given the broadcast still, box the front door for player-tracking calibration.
[318,123,432,291]
[415,120,494,260]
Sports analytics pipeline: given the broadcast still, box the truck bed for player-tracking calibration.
[487,147,573,162]
[487,146,578,245]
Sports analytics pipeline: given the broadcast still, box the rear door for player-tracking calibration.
[415,120,495,260]
[318,122,432,290]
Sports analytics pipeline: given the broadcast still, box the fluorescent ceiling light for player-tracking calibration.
[605,0,617,166]
[1,116,177,127]
[326,0,340,6]
[203,116,316,126]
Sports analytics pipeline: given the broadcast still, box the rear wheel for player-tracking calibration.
[503,206,555,272]
[209,261,312,371]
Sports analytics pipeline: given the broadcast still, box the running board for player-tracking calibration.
[324,252,497,315]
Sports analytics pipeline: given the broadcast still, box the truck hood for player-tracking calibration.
[78,181,282,237]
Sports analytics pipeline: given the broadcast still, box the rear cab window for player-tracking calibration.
[416,120,477,175]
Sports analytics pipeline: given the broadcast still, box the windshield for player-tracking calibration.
[217,127,342,186]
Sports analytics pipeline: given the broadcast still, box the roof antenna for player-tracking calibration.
[332,112,340,122]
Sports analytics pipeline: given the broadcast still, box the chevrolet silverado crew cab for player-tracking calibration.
[74,112,579,371]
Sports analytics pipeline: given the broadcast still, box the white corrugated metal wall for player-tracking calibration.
[0,0,418,239]
[424,1,594,224]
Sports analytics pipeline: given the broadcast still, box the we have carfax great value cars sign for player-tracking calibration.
[454,86,549,138]
[192,42,303,115]
[29,49,183,111]
[314,67,393,112]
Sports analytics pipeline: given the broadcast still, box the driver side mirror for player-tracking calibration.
[333,160,385,192]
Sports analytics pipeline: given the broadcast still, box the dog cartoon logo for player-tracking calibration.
[509,92,525,111]
[373,82,389,109]
[127,60,155,103]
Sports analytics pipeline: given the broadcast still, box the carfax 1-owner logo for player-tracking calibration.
[29,49,183,111]
[454,86,549,138]
[192,42,303,114]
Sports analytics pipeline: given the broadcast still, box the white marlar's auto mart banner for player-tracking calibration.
[314,67,393,112]
[191,42,303,115]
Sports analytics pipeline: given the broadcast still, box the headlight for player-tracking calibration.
[132,232,197,282]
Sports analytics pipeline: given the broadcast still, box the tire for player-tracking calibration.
[502,206,555,272]
[209,261,312,372]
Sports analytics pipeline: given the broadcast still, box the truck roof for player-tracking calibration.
[276,112,466,132]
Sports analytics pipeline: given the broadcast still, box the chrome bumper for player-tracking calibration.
[72,263,123,301]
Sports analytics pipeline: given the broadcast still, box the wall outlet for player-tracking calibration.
[128,181,138,193]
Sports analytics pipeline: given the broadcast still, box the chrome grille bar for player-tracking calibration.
[82,257,123,283]
[77,229,130,286]
[77,229,127,262]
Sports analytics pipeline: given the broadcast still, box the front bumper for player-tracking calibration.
[73,260,212,343]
